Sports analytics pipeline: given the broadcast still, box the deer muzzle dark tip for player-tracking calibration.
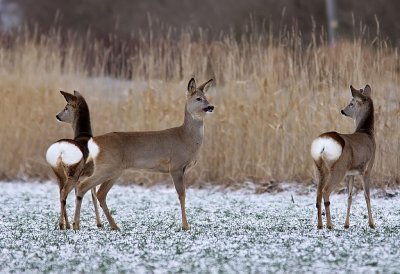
[205,105,215,112]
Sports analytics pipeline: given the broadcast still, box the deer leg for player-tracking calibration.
[360,174,375,228]
[52,166,68,230]
[58,187,67,230]
[59,186,69,230]
[60,179,76,230]
[96,179,119,230]
[322,193,332,230]
[344,176,354,229]
[60,162,85,230]
[323,166,346,230]
[90,187,103,228]
[73,174,101,230]
[315,160,326,229]
[171,170,190,231]
[73,169,117,230]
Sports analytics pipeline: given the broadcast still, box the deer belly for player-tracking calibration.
[130,157,171,173]
[346,170,361,176]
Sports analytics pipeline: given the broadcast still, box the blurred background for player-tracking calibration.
[0,0,399,189]
[1,0,400,44]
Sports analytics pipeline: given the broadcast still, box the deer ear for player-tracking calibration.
[73,90,83,98]
[187,78,196,95]
[60,91,77,103]
[351,88,366,101]
[198,79,214,93]
[350,85,359,93]
[362,85,372,97]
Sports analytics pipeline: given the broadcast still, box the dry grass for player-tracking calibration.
[0,28,399,187]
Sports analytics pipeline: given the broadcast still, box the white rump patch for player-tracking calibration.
[87,138,100,162]
[46,141,83,167]
[311,137,343,162]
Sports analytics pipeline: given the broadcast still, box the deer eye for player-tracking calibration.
[196,98,202,102]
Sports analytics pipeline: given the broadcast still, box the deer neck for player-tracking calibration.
[72,103,92,140]
[182,105,204,145]
[355,102,374,136]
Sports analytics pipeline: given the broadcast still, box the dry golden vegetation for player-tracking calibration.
[0,28,399,187]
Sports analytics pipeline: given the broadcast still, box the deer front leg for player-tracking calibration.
[171,170,190,231]
[344,176,354,229]
[361,174,375,228]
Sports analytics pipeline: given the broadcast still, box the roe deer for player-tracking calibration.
[46,91,102,229]
[310,85,375,229]
[72,78,215,231]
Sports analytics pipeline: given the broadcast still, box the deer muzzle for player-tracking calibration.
[203,106,214,112]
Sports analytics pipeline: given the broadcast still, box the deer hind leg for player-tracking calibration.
[323,164,347,230]
[60,162,84,229]
[79,161,102,228]
[90,187,103,228]
[344,176,354,229]
[315,160,327,229]
[73,168,118,230]
[171,170,190,231]
[96,179,119,230]
[52,166,68,230]
[360,173,375,228]
[60,178,77,230]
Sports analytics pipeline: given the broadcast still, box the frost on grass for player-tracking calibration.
[0,182,399,273]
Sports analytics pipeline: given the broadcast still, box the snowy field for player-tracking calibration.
[0,182,399,273]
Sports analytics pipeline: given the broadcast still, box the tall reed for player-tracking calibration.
[0,26,398,187]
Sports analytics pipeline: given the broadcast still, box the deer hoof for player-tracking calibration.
[344,224,350,229]
[327,225,333,230]
[317,225,323,229]
[111,226,120,231]
[97,223,104,229]
[72,223,80,230]
[65,223,71,230]
[59,223,66,230]
[369,223,376,229]
[182,225,190,231]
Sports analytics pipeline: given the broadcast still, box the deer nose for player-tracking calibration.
[206,105,214,112]
[203,105,214,112]
[56,115,61,121]
[341,110,345,116]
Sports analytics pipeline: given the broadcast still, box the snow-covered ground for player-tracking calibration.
[0,182,399,273]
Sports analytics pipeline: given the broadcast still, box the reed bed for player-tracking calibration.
[0,27,398,187]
